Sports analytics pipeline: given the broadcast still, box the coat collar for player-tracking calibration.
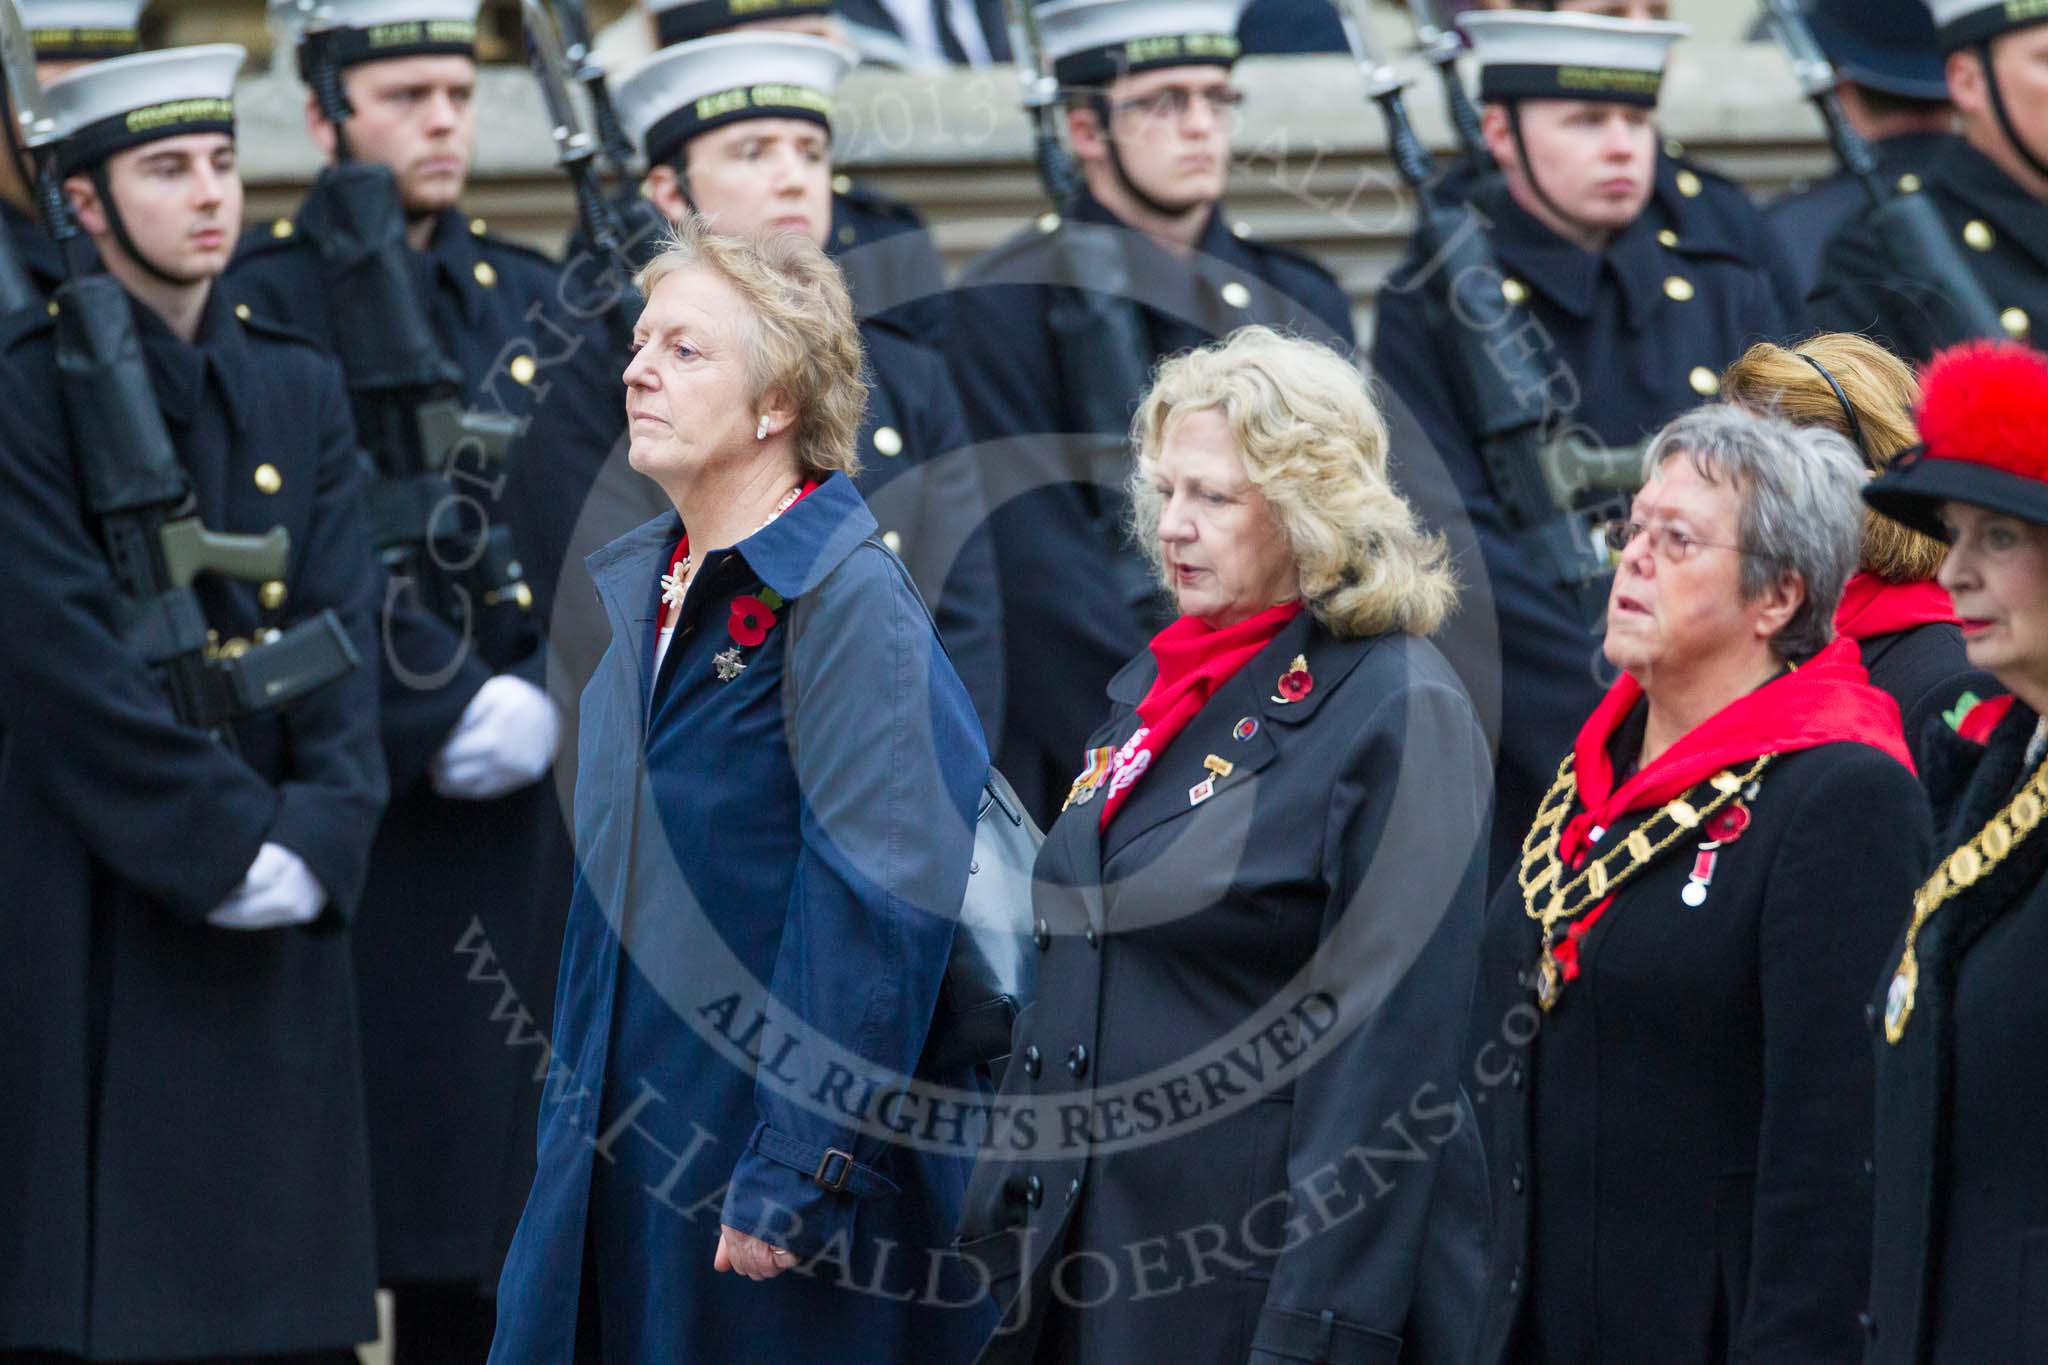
[1940,141,2048,268]
[420,209,492,326]
[136,284,253,432]
[1483,180,1670,330]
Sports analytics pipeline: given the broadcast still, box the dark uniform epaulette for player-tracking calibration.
[463,216,562,273]
[957,210,1068,281]
[230,304,328,354]
[1660,139,1742,197]
[232,215,310,266]
[1231,227,1342,286]
[831,175,927,230]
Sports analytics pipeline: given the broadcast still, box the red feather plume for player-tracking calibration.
[1917,340,2048,479]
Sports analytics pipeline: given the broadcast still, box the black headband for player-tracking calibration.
[56,97,235,176]
[1936,1,2048,52]
[1481,62,1665,107]
[1052,32,1241,89]
[644,82,832,167]
[1798,352,1871,463]
[655,0,833,46]
[297,19,478,78]
[29,25,140,60]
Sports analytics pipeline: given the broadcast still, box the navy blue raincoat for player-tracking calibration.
[489,473,997,1362]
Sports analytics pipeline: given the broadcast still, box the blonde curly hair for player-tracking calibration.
[634,213,867,481]
[1128,326,1458,639]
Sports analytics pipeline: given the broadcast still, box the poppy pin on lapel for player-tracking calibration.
[1272,655,1313,704]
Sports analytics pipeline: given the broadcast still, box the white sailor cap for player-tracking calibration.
[45,43,244,175]
[643,0,835,49]
[1458,10,1689,108]
[1036,0,1249,90]
[618,31,852,167]
[1922,0,2048,52]
[18,0,146,59]
[271,0,480,73]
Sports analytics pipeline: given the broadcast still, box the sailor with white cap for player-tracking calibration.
[1811,0,2048,362]
[944,0,1355,827]
[628,0,957,347]
[1370,9,1791,883]
[228,5,626,1360]
[0,39,388,1361]
[0,0,148,304]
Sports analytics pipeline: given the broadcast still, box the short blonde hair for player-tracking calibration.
[634,214,866,481]
[1721,334,1945,584]
[1129,326,1458,639]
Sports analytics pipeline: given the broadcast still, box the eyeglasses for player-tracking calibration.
[1603,519,1766,565]
[1110,85,1245,122]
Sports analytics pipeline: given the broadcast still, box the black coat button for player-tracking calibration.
[1025,1175,1044,1207]
[1022,1044,1042,1079]
[1085,926,1099,948]
[1510,1066,1525,1091]
[1067,1177,1081,1202]
[1066,1044,1089,1078]
[1511,1175,1524,1195]
[1865,1002,1879,1031]
[1033,918,1050,951]
[1859,1310,1876,1340]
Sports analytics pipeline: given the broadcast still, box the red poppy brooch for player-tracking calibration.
[1272,654,1313,704]
[713,588,785,681]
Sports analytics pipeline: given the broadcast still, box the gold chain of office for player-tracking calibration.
[1884,752,2048,1045]
[1517,753,1774,1011]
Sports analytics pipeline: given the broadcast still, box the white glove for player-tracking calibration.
[430,674,562,800]
[206,842,328,931]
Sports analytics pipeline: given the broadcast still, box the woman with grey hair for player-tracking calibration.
[1466,403,1934,1364]
[956,326,1492,1364]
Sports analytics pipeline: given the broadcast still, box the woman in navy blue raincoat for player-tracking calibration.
[488,216,995,1362]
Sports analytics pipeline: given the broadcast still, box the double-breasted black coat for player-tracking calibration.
[0,286,387,1358]
[1371,179,1790,885]
[1866,700,2048,1363]
[1766,132,1958,304]
[946,190,1356,827]
[1470,722,1932,1364]
[956,612,1492,1365]
[1808,140,2047,363]
[227,204,624,1287]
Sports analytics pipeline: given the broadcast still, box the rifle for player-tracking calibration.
[544,0,637,193]
[1402,0,1489,170]
[1333,0,1620,626]
[288,4,530,628]
[0,0,357,743]
[1762,0,2005,345]
[999,0,1168,623]
[521,0,647,345]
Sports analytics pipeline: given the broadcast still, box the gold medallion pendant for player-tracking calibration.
[1535,948,1563,1012]
[1884,954,1918,1045]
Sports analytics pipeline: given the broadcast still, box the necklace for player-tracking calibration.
[658,484,805,625]
[1518,752,1773,1011]
[1884,739,2048,1044]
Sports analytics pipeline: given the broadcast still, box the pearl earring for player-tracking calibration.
[756,417,771,441]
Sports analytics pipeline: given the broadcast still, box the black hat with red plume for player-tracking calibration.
[1864,340,2048,540]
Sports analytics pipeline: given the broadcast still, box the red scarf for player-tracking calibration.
[1834,571,1959,642]
[1564,635,1913,857]
[1098,602,1302,830]
[1548,636,1913,980]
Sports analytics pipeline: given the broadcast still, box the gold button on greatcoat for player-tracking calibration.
[1964,219,1996,252]
[1675,169,1703,198]
[873,425,903,457]
[1231,220,1253,239]
[473,261,497,288]
[1036,212,1062,234]
[2003,307,2032,339]
[271,217,294,239]
[1664,138,1686,159]
[1221,281,1252,309]
[837,224,856,245]
[253,463,283,495]
[234,303,252,321]
[1501,277,1530,305]
[1689,366,1720,396]
[1664,275,1696,302]
[1657,229,1679,248]
[470,216,488,235]
[831,174,853,195]
[509,354,537,385]
[882,530,903,553]
[258,580,288,611]
[1896,173,1922,194]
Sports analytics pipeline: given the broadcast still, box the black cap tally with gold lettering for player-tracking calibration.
[19,0,146,61]
[617,31,852,168]
[45,43,243,176]
[1458,10,1688,109]
[643,0,834,48]
[273,0,480,75]
[1924,0,2048,52]
[1036,0,1248,90]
